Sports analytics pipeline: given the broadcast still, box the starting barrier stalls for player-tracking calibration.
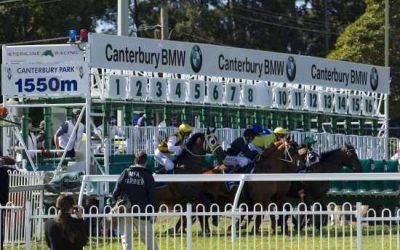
[1,33,391,171]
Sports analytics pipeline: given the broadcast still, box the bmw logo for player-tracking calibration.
[190,45,202,73]
[286,56,296,82]
[370,67,379,91]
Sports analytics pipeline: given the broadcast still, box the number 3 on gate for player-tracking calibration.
[149,78,167,101]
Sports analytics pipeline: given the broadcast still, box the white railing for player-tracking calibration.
[107,126,399,160]
[19,200,400,250]
[8,170,45,207]
[0,204,24,248]
[78,173,400,211]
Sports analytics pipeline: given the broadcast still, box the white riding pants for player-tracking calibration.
[224,155,251,167]
[154,149,175,171]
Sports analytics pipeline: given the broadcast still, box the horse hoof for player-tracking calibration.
[166,228,176,235]
[212,218,219,227]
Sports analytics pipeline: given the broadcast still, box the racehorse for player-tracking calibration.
[203,137,299,234]
[246,139,299,234]
[290,143,362,230]
[154,132,216,234]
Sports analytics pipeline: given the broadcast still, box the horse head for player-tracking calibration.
[342,143,361,172]
[204,128,219,152]
[320,143,361,173]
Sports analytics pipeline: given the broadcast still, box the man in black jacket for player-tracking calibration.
[112,151,158,250]
[0,158,10,250]
[223,128,258,172]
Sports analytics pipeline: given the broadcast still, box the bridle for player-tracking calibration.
[280,142,294,163]
[204,133,222,154]
[182,133,217,157]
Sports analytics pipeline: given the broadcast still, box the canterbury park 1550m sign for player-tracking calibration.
[1,62,89,97]
[89,33,390,94]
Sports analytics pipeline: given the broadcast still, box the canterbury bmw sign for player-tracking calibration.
[89,33,390,94]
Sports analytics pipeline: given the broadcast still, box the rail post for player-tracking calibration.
[186,203,192,250]
[231,174,246,244]
[356,202,362,250]
[24,201,31,250]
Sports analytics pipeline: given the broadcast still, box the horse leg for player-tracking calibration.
[198,216,211,235]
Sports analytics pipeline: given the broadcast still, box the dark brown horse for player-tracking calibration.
[291,143,362,230]
[202,137,299,233]
[154,132,215,233]
[245,140,299,233]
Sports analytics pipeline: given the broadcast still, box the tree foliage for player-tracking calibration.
[328,0,400,124]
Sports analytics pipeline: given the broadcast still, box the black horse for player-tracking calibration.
[290,143,362,230]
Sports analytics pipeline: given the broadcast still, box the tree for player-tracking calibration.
[328,0,400,127]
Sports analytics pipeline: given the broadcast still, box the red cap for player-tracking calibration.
[79,29,88,42]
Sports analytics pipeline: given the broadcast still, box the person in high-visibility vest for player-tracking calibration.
[154,123,192,173]
[249,127,288,153]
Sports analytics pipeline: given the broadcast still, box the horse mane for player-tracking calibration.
[176,132,205,161]
[320,148,342,161]
[185,132,204,150]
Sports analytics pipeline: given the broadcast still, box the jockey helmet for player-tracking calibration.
[178,123,192,134]
[303,136,317,144]
[273,127,287,135]
[263,129,271,135]
[252,124,263,135]
[243,128,256,138]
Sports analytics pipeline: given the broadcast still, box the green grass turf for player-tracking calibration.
[7,219,400,249]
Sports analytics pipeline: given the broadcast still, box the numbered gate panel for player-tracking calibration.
[106,75,128,99]
[167,79,187,103]
[273,87,290,109]
[349,95,362,115]
[253,83,273,108]
[224,83,241,105]
[289,89,304,110]
[149,78,167,102]
[187,80,205,103]
[334,93,348,114]
[128,76,148,101]
[319,92,334,113]
[305,91,319,111]
[241,85,257,107]
[362,96,376,116]
[206,82,224,104]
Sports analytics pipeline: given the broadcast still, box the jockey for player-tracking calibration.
[297,136,320,172]
[154,123,193,173]
[223,128,258,171]
[249,126,288,153]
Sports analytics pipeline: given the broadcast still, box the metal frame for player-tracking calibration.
[2,100,91,174]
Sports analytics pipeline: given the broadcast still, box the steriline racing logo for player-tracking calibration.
[286,56,296,82]
[190,45,202,73]
[6,67,12,80]
[370,67,379,91]
[42,50,54,57]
